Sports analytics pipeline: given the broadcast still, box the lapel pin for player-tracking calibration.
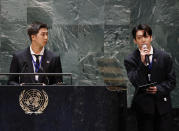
[46,60,50,64]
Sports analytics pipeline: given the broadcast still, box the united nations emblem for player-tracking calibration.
[19,89,48,115]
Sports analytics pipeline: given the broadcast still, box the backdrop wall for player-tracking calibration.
[0,0,178,107]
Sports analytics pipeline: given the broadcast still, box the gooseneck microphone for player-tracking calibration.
[39,66,49,85]
[21,62,28,73]
[19,62,28,84]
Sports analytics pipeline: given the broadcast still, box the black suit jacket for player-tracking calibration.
[124,48,176,115]
[8,47,63,85]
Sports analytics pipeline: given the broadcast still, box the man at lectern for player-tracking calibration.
[8,21,63,85]
[124,24,176,131]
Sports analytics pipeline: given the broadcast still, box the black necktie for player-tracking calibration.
[34,55,40,70]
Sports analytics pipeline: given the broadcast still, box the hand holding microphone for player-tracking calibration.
[141,44,150,65]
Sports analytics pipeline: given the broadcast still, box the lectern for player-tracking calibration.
[0,73,127,131]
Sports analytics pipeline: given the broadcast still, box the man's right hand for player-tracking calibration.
[140,45,150,65]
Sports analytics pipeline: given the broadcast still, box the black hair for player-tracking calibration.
[132,24,152,39]
[27,21,48,41]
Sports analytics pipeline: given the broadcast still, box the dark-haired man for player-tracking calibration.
[8,22,63,85]
[124,24,176,131]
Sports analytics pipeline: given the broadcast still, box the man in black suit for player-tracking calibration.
[8,22,63,85]
[124,24,176,131]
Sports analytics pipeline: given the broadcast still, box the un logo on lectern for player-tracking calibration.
[19,89,48,115]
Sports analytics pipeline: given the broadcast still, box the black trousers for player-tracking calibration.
[136,110,173,131]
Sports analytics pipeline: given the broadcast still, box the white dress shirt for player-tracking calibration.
[149,46,153,64]
[139,46,153,66]
[30,46,44,81]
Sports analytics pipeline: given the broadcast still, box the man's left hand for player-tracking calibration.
[146,86,157,94]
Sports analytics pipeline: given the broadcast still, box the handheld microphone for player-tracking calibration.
[145,55,150,65]
[142,44,150,65]
[142,44,152,82]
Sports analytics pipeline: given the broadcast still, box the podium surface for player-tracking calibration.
[0,85,127,131]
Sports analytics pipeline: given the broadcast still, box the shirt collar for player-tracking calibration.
[30,46,44,56]
[150,46,153,55]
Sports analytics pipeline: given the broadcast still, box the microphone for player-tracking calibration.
[39,66,49,85]
[145,55,150,66]
[21,62,28,73]
[142,44,150,65]
[19,62,28,84]
[142,44,151,82]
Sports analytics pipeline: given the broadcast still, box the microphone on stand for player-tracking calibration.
[39,67,49,85]
[19,62,28,84]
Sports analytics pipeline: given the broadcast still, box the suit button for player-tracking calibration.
[164,97,167,102]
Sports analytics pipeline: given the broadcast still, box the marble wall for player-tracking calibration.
[0,0,179,107]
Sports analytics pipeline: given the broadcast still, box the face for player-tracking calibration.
[31,28,48,48]
[134,30,152,50]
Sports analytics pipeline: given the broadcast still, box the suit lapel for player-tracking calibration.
[41,49,49,72]
[134,49,142,65]
[38,49,51,82]
[25,47,33,73]
[25,47,36,82]
[151,48,159,82]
